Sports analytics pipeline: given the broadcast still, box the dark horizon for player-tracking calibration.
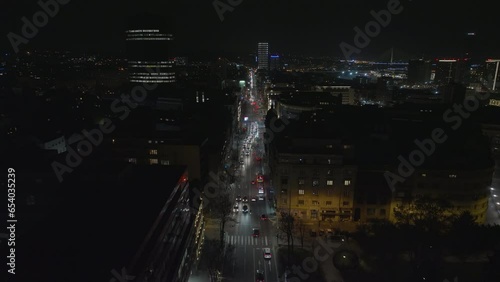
[1,0,499,59]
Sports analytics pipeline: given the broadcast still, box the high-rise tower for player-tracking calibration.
[258,43,269,70]
[126,14,176,88]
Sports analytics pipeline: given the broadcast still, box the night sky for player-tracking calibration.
[1,0,498,59]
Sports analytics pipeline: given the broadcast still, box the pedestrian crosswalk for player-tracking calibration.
[225,234,270,246]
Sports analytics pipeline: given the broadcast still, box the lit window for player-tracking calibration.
[298,189,305,195]
[149,159,158,165]
[312,200,319,205]
[327,180,333,186]
[149,149,158,155]
[298,179,305,185]
[128,158,137,164]
[161,160,170,165]
[344,179,351,186]
[449,174,457,178]
[26,195,36,206]
[421,173,427,177]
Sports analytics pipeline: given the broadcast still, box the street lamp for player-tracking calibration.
[486,59,500,91]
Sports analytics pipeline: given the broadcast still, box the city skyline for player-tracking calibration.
[1,0,499,59]
[4,1,500,282]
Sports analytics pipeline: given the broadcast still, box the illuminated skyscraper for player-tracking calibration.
[434,59,466,84]
[258,43,269,70]
[464,32,477,62]
[270,54,281,71]
[126,14,176,85]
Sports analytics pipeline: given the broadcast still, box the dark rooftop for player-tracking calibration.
[272,107,494,170]
[17,161,187,282]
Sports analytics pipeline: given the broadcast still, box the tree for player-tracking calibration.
[278,212,295,263]
[447,211,480,256]
[394,197,454,231]
[202,239,235,282]
[207,191,235,248]
[394,197,455,262]
[295,218,306,248]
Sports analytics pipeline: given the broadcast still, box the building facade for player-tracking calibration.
[408,59,432,84]
[269,128,357,228]
[126,14,176,101]
[258,42,269,70]
[109,136,209,184]
[389,167,493,224]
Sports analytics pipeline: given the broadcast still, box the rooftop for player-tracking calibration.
[17,161,187,282]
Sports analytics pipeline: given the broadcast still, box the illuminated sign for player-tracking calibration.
[489,99,500,107]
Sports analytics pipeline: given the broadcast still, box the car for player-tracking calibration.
[257,174,264,183]
[256,270,265,282]
[245,152,250,156]
[258,196,264,201]
[251,180,256,185]
[240,160,244,164]
[252,228,260,237]
[260,214,267,220]
[242,205,248,213]
[243,196,248,202]
[258,188,264,194]
[263,248,272,259]
[236,195,241,202]
[233,204,239,212]
[251,197,257,202]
